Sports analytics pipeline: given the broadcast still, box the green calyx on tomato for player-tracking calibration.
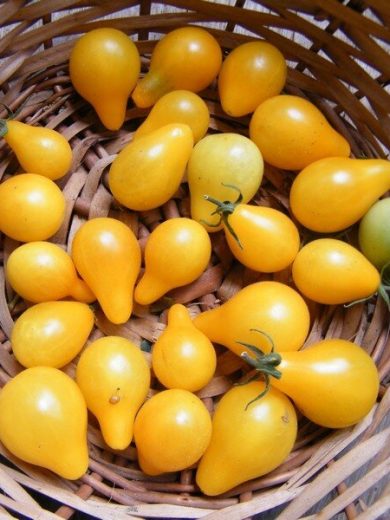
[378,261,390,310]
[0,103,15,137]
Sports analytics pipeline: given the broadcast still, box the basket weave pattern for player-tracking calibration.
[0,1,390,519]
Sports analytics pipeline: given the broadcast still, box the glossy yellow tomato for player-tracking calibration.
[193,281,310,356]
[204,192,300,272]
[133,388,212,475]
[151,304,216,392]
[134,90,210,143]
[69,28,140,130]
[134,218,212,305]
[187,133,264,231]
[71,217,141,324]
[76,336,150,450]
[108,123,193,211]
[11,301,94,368]
[290,157,390,233]
[1,120,73,180]
[132,26,222,108]
[292,238,381,305]
[0,173,65,242]
[249,95,351,170]
[0,366,88,479]
[218,41,287,117]
[6,241,95,303]
[245,338,379,428]
[196,380,297,496]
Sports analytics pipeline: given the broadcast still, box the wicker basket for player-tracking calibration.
[0,1,389,519]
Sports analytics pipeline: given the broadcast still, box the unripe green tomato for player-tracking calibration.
[358,198,390,270]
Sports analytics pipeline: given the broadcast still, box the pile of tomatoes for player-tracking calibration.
[0,25,389,497]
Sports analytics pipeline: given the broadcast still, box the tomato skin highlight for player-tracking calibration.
[196,380,297,496]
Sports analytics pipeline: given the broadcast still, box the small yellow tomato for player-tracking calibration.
[249,95,350,170]
[0,366,89,479]
[134,218,212,305]
[187,133,264,231]
[292,238,381,305]
[1,120,73,180]
[69,28,140,130]
[76,336,150,450]
[6,241,95,303]
[133,389,212,475]
[193,281,310,356]
[71,217,141,324]
[134,90,210,143]
[0,173,65,242]
[218,41,287,117]
[132,26,222,108]
[11,301,94,368]
[151,304,216,392]
[196,381,297,496]
[108,123,194,211]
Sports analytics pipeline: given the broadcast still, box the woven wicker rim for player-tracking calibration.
[0,2,390,519]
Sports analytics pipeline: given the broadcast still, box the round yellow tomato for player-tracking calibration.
[11,301,95,368]
[133,388,212,475]
[151,304,216,392]
[0,173,65,242]
[0,366,88,479]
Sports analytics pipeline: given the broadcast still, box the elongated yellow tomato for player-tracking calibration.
[133,389,212,475]
[249,95,350,170]
[0,173,65,242]
[247,339,379,428]
[6,241,95,303]
[134,218,212,305]
[11,301,94,368]
[187,133,264,231]
[132,27,222,108]
[133,90,209,143]
[218,41,287,117]
[69,28,140,130]
[203,193,300,272]
[196,381,297,496]
[151,304,216,392]
[290,157,390,232]
[193,281,310,356]
[0,120,72,180]
[292,238,381,305]
[108,124,193,211]
[0,366,88,479]
[76,336,150,450]
[71,217,141,324]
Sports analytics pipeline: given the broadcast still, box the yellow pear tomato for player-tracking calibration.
[11,301,94,368]
[0,366,89,480]
[76,336,150,450]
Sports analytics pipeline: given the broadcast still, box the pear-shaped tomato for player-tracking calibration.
[6,241,95,304]
[108,123,193,211]
[193,281,310,356]
[151,304,216,392]
[134,218,211,305]
[292,238,381,305]
[11,301,94,368]
[69,28,140,130]
[0,173,65,242]
[133,389,212,475]
[218,41,287,117]
[71,217,141,324]
[249,95,350,170]
[76,336,150,450]
[196,381,297,496]
[134,90,209,143]
[0,120,72,180]
[0,366,88,479]
[358,197,390,270]
[290,157,390,232]
[187,133,264,231]
[132,26,222,108]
